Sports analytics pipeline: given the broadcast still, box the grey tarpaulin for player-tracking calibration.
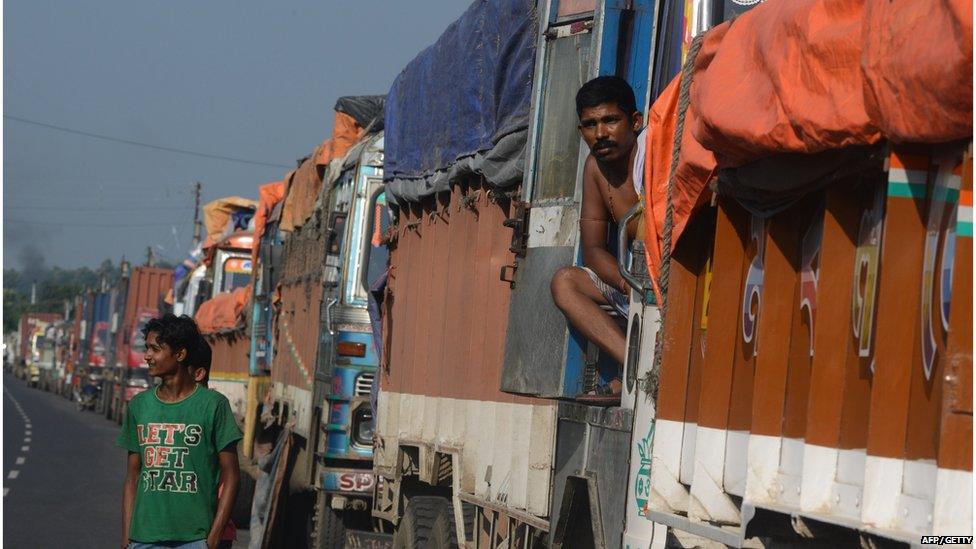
[386,129,527,204]
[335,95,385,131]
[249,428,291,549]
[383,0,537,205]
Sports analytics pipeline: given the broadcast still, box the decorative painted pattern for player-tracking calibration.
[279,318,313,387]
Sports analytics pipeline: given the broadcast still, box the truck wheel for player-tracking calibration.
[431,504,459,547]
[231,472,256,527]
[393,496,456,549]
[310,490,346,549]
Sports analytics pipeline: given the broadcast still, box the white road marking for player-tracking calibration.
[24,431,31,436]
[21,446,29,452]
[15,457,25,465]
[24,424,32,430]
[7,470,19,480]
[23,438,31,443]
[3,488,9,497]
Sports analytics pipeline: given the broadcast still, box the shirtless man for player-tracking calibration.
[550,76,644,403]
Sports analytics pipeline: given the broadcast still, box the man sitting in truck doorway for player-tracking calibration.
[551,75,645,405]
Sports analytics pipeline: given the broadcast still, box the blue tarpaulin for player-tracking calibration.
[384,0,537,204]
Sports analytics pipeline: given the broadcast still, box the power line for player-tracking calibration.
[11,205,192,212]
[4,218,190,228]
[4,114,293,169]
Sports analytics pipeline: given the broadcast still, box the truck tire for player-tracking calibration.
[393,496,456,549]
[431,504,459,548]
[310,490,346,549]
[231,472,256,527]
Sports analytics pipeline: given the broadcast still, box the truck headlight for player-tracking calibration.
[353,407,374,446]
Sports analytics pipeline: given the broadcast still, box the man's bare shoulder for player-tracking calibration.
[581,154,606,192]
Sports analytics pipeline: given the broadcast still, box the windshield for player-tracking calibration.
[221,257,253,292]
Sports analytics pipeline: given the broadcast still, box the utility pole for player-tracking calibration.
[192,181,203,246]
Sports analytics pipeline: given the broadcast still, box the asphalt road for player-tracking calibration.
[3,373,251,548]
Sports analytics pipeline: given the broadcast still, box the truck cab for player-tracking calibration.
[313,132,385,487]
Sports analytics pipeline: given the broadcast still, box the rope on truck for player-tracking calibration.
[647,31,706,400]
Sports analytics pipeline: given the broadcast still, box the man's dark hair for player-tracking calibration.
[142,314,202,365]
[191,335,212,380]
[576,75,638,117]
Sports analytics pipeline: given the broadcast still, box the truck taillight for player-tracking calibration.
[336,342,366,357]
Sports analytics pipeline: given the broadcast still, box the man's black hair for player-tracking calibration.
[191,335,212,374]
[576,75,638,117]
[142,314,202,365]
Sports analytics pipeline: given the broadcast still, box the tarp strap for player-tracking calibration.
[648,31,706,400]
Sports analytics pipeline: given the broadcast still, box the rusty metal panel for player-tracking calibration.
[384,180,527,405]
[209,331,250,377]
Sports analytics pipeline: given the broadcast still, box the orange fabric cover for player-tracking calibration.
[642,75,718,304]
[202,196,258,249]
[643,0,972,302]
[861,0,972,143]
[251,181,286,264]
[279,112,366,232]
[692,0,972,167]
[195,285,252,334]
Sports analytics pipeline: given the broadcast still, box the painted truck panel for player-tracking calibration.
[635,146,972,545]
[375,179,556,518]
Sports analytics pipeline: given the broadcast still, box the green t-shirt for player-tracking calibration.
[117,386,243,543]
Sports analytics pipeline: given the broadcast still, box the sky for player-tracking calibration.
[3,0,469,271]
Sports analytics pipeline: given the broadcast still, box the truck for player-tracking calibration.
[19,313,62,389]
[106,265,173,423]
[371,0,972,548]
[222,95,387,547]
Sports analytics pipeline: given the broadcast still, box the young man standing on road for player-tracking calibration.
[118,314,242,549]
[551,75,645,405]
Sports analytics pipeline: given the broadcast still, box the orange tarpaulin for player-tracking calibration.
[279,111,367,232]
[202,196,258,249]
[643,0,972,303]
[195,285,251,334]
[252,181,286,264]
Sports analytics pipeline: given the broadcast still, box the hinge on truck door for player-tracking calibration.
[504,200,530,258]
[499,200,530,290]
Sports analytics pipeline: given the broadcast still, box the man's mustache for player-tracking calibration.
[593,139,617,150]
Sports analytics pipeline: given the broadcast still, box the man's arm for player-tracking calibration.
[207,443,240,549]
[121,451,141,548]
[580,158,629,293]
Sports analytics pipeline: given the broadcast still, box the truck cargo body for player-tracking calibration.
[202,233,253,419]
[622,146,973,548]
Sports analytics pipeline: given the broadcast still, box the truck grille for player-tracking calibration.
[355,373,374,397]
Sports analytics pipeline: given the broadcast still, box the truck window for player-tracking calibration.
[364,190,391,289]
[533,29,593,200]
[221,257,253,293]
[328,212,348,256]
